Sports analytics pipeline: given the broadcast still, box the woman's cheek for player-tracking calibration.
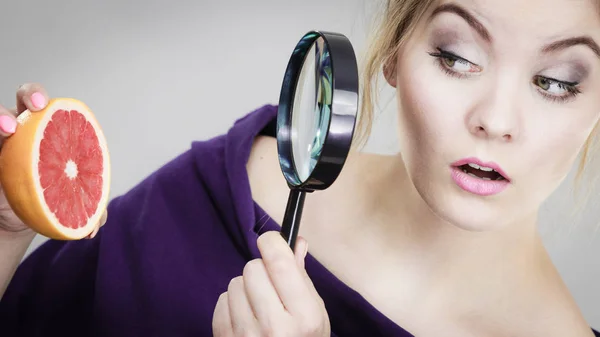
[397,66,470,158]
[528,105,598,183]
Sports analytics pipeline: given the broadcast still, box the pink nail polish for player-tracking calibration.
[31,92,46,109]
[0,115,16,134]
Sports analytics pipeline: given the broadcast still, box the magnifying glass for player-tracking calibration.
[276,31,359,252]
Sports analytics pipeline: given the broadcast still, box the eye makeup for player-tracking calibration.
[426,25,593,104]
[537,59,590,85]
[427,24,485,65]
[531,56,591,103]
[428,48,482,79]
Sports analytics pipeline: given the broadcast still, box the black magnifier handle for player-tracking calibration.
[280,189,306,252]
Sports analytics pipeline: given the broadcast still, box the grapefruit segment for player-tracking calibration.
[0,98,110,240]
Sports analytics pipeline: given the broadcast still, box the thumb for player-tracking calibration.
[294,236,308,269]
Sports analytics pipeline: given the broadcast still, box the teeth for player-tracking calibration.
[468,163,494,172]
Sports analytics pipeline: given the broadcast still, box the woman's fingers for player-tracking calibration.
[0,82,49,143]
[213,232,330,336]
[16,83,48,113]
[85,210,108,239]
[0,105,18,139]
[242,258,286,324]
[227,276,261,335]
[295,236,308,269]
[100,209,108,227]
[212,292,234,337]
[292,236,322,304]
[256,231,318,318]
[294,236,321,296]
[0,83,49,140]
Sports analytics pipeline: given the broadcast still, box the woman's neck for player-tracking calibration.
[302,149,547,311]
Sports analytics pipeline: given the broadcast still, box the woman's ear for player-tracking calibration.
[383,58,397,88]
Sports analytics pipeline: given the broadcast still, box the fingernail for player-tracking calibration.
[31,92,46,109]
[298,241,308,269]
[0,115,17,134]
[303,241,308,259]
[92,227,100,238]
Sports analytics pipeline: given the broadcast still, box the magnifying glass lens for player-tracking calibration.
[276,30,358,250]
[291,37,332,182]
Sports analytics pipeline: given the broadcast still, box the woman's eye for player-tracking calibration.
[533,76,576,95]
[442,57,472,71]
[429,48,482,76]
[532,75,581,103]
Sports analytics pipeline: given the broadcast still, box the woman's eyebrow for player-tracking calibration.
[430,2,600,59]
[429,3,491,42]
[541,36,600,59]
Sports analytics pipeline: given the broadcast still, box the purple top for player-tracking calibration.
[0,105,414,336]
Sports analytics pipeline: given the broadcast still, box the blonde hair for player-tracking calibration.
[356,0,437,147]
[356,0,598,184]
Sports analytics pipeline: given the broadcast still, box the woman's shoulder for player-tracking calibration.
[107,103,280,246]
[109,103,278,228]
[490,256,598,336]
[246,134,289,225]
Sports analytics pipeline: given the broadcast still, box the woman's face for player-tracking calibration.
[388,0,600,231]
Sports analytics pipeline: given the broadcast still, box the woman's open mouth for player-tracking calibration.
[457,163,506,181]
[450,158,510,196]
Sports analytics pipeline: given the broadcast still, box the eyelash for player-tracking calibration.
[532,76,581,103]
[428,48,478,79]
[427,48,582,103]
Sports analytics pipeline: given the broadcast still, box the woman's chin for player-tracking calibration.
[441,209,509,232]
[413,179,523,233]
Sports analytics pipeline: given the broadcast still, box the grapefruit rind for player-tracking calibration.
[0,98,110,240]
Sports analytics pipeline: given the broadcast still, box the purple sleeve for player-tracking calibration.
[0,145,244,336]
[0,204,105,335]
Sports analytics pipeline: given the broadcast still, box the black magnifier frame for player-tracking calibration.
[276,30,359,251]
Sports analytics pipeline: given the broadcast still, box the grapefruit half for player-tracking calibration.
[0,98,110,240]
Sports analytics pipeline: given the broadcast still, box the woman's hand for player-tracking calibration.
[0,83,107,239]
[212,231,331,337]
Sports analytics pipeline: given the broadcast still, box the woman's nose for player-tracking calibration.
[466,77,522,143]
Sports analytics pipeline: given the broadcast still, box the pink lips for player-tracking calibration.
[450,157,510,196]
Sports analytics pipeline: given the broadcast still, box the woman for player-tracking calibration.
[1,0,600,336]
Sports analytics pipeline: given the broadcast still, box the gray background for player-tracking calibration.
[0,0,598,328]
